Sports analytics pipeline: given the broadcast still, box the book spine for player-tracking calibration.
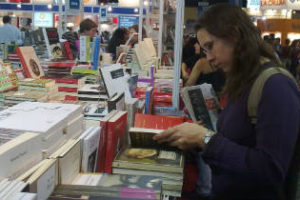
[79,36,86,62]
[86,36,91,62]
[96,120,107,172]
[103,121,115,173]
[58,87,78,93]
[50,78,79,84]
[16,48,31,78]
[63,41,74,60]
[92,37,101,70]
[18,82,45,87]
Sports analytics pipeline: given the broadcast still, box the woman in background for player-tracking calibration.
[79,18,97,38]
[107,27,130,60]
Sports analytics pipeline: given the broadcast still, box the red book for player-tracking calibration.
[64,95,78,101]
[16,47,44,79]
[61,41,74,60]
[96,110,118,173]
[58,87,78,93]
[134,113,184,130]
[103,111,127,173]
[42,74,85,85]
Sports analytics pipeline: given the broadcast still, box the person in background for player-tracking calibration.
[62,23,79,58]
[79,18,98,38]
[0,16,22,45]
[128,24,148,45]
[181,37,201,81]
[281,38,291,69]
[107,27,130,60]
[154,3,300,200]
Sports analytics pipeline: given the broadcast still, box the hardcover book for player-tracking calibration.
[96,110,118,172]
[18,78,56,88]
[103,111,127,173]
[16,46,45,79]
[134,113,184,129]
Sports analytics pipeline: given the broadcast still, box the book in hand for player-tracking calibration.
[129,127,174,150]
[181,83,219,131]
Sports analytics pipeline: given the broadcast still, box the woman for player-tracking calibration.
[107,27,130,60]
[154,3,300,199]
[181,37,201,81]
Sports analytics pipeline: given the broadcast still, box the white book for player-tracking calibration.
[64,114,84,140]
[27,159,57,200]
[80,126,101,172]
[11,192,37,200]
[58,139,81,184]
[2,180,27,200]
[0,132,42,179]
[71,173,103,186]
[99,64,132,102]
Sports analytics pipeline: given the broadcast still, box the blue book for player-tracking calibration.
[92,37,101,70]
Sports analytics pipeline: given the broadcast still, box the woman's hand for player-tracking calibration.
[153,122,208,150]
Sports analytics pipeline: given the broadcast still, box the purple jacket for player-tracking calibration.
[203,74,300,199]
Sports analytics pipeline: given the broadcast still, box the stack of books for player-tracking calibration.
[0,129,42,179]
[77,84,108,103]
[41,60,76,78]
[44,74,87,101]
[1,91,49,106]
[112,127,184,197]
[0,179,36,199]
[18,78,58,99]
[52,173,162,200]
[0,102,84,158]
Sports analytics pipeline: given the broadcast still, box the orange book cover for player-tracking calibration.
[134,113,184,130]
[16,46,44,78]
[103,111,127,173]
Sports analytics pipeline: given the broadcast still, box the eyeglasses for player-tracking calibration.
[201,39,216,55]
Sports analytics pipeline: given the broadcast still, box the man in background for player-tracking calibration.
[0,16,22,45]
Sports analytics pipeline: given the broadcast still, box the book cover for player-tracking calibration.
[99,64,132,101]
[16,46,45,79]
[181,84,219,131]
[144,87,154,114]
[113,147,184,174]
[103,111,127,173]
[61,40,74,60]
[134,113,184,130]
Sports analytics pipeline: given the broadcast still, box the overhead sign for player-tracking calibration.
[100,7,107,21]
[119,15,139,28]
[65,0,81,15]
[33,12,53,28]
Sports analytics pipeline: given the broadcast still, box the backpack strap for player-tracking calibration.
[248,67,298,124]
